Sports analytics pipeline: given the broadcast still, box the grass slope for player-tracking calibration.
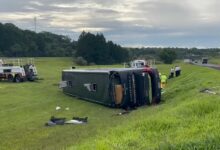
[0,58,220,150]
[71,62,220,150]
[209,57,220,65]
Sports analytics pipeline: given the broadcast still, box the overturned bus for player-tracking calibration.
[60,67,161,108]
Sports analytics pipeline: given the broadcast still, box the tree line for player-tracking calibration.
[0,22,219,64]
[0,23,128,64]
[0,23,75,57]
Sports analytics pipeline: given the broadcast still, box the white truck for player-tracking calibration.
[0,58,38,82]
[130,60,146,68]
[128,59,155,68]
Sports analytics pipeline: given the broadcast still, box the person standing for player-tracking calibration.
[175,66,181,77]
[169,67,175,78]
[161,74,167,89]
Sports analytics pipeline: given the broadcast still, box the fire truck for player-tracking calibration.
[0,58,38,82]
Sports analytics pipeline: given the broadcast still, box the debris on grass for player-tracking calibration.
[113,111,130,116]
[56,106,61,110]
[65,120,86,124]
[55,106,69,111]
[65,117,88,124]
[45,116,88,127]
[45,116,66,126]
[45,120,56,127]
[72,117,88,122]
[200,88,217,95]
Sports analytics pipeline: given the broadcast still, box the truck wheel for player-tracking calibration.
[14,74,21,83]
[28,75,35,81]
[8,74,14,82]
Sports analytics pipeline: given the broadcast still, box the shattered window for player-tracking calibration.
[92,84,97,92]
[68,81,72,87]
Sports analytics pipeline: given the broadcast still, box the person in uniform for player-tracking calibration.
[169,67,175,78]
[175,66,181,77]
[160,74,167,89]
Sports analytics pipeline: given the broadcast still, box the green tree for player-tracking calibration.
[76,31,129,65]
[0,22,74,57]
[10,43,24,57]
[159,49,177,64]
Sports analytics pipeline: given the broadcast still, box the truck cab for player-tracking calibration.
[23,64,38,81]
[130,60,146,68]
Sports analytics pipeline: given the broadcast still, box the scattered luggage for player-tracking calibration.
[65,117,88,124]
[200,88,218,95]
[45,116,88,127]
[45,116,66,126]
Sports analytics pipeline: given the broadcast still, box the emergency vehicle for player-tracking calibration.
[0,58,38,82]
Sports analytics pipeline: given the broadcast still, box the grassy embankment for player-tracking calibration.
[0,57,220,150]
[209,57,220,65]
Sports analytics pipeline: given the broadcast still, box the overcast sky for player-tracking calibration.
[1,0,220,48]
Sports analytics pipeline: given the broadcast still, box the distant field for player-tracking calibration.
[0,58,220,150]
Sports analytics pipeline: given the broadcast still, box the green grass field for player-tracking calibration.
[209,57,220,65]
[0,58,220,150]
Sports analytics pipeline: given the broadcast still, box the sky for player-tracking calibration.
[1,0,220,48]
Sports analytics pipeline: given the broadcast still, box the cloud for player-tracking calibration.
[29,1,44,6]
[0,0,220,47]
